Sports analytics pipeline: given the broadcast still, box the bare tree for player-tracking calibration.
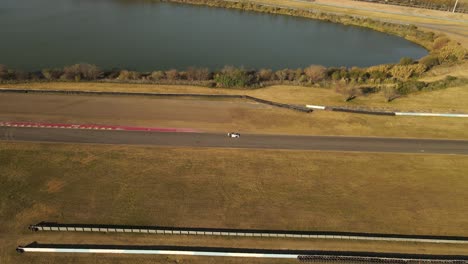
[62,64,101,81]
[42,69,63,80]
[80,64,101,80]
[165,69,179,80]
[275,69,289,82]
[258,68,273,81]
[334,81,361,101]
[0,65,8,80]
[304,65,326,83]
[383,86,400,102]
[118,70,141,81]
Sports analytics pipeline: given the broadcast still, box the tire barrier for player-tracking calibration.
[244,96,312,113]
[16,243,468,263]
[297,255,467,263]
[28,223,468,244]
[330,107,396,116]
[0,88,312,113]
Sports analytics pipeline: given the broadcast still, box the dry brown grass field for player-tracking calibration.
[1,142,468,263]
[3,80,468,112]
[1,92,468,139]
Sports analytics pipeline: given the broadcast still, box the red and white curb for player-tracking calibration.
[0,122,198,133]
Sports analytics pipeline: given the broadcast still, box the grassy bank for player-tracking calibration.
[1,142,468,263]
[1,89,468,139]
[4,81,468,112]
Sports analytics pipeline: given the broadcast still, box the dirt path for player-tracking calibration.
[313,0,468,22]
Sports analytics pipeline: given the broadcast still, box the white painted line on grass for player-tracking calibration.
[395,112,468,117]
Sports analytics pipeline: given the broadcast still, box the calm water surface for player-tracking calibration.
[0,0,428,71]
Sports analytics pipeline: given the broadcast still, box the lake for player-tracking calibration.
[0,0,428,71]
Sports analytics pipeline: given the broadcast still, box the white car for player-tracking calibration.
[227,132,240,138]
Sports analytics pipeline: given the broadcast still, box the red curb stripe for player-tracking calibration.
[0,122,198,133]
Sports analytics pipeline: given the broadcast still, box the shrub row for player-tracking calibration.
[0,62,446,87]
[383,75,467,102]
[1,63,465,104]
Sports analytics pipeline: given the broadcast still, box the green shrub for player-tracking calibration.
[396,80,427,95]
[432,36,450,50]
[390,64,427,80]
[419,55,440,69]
[150,71,165,81]
[330,70,342,81]
[117,70,141,81]
[214,66,253,88]
[423,76,466,92]
[290,68,304,82]
[399,57,414,65]
[436,41,467,63]
[257,68,274,81]
[42,69,63,80]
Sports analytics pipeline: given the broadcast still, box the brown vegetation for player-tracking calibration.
[304,65,327,83]
[62,63,101,81]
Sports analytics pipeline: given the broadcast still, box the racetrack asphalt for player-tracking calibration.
[1,127,468,155]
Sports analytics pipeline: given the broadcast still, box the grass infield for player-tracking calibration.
[1,142,468,263]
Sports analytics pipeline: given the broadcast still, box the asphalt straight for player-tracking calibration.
[1,127,468,155]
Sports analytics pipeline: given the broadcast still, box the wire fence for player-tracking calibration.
[28,223,468,244]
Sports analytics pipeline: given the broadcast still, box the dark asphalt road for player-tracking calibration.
[1,127,468,155]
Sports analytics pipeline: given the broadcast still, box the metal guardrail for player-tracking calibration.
[306,104,468,117]
[28,223,468,244]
